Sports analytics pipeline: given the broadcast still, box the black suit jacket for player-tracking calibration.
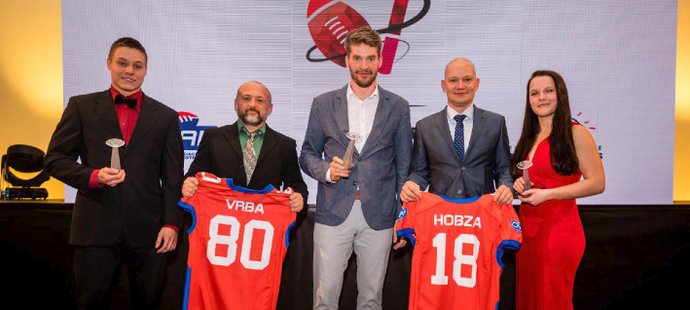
[186,122,308,203]
[44,90,184,248]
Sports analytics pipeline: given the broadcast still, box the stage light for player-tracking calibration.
[1,144,50,200]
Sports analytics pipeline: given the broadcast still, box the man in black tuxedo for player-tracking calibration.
[182,80,307,212]
[44,37,184,309]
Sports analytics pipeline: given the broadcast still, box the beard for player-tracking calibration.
[350,69,378,88]
[238,107,264,126]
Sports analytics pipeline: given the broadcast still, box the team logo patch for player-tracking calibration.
[397,207,408,219]
[511,220,522,233]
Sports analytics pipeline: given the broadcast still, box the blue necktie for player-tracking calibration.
[454,115,466,163]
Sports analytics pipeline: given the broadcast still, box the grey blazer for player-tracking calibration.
[408,106,513,198]
[300,85,413,230]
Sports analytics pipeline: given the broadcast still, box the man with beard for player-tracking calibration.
[182,80,307,212]
[300,26,412,309]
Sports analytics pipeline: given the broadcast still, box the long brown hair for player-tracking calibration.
[510,70,579,178]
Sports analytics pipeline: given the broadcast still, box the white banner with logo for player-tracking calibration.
[62,0,677,204]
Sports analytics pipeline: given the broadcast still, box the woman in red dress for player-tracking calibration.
[510,70,605,310]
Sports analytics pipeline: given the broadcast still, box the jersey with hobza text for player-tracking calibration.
[395,193,522,310]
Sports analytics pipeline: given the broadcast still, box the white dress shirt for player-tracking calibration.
[325,84,380,183]
[446,104,474,152]
[346,84,379,152]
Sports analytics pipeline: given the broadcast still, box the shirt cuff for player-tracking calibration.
[88,169,104,188]
[325,168,334,183]
[164,224,179,233]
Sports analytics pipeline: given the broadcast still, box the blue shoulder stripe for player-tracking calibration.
[225,178,275,194]
[495,239,521,269]
[396,228,417,247]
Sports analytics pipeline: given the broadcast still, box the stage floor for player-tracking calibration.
[2,202,690,309]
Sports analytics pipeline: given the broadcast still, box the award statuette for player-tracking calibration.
[342,132,362,169]
[106,138,125,170]
[516,160,533,190]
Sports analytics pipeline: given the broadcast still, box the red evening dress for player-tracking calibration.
[516,132,585,310]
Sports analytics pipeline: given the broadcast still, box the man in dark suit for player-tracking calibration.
[181,80,307,213]
[400,57,514,205]
[300,26,412,309]
[44,37,184,309]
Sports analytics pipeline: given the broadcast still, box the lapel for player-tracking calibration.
[333,85,352,149]
[223,123,247,185]
[360,87,393,156]
[92,90,123,139]
[256,125,278,165]
[465,106,486,160]
[224,122,244,159]
[128,94,161,148]
[434,107,458,163]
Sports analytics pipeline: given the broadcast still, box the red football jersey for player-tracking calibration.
[395,193,522,310]
[179,172,296,310]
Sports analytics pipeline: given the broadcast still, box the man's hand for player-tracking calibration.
[97,167,126,187]
[493,184,514,205]
[400,180,422,202]
[393,231,407,250]
[181,177,199,197]
[329,156,351,182]
[289,192,304,213]
[155,226,178,254]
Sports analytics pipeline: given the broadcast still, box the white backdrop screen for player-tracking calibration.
[62,0,677,204]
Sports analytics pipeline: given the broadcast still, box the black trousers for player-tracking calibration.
[73,242,167,310]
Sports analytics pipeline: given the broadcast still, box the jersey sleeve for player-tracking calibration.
[395,201,417,247]
[501,204,522,246]
[495,204,522,268]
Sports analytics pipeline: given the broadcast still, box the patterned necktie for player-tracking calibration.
[453,115,467,163]
[243,130,257,183]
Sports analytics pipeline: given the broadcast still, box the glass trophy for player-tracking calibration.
[516,160,533,190]
[106,138,125,170]
[342,132,362,169]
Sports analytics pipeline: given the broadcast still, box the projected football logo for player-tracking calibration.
[178,111,217,159]
[305,0,430,74]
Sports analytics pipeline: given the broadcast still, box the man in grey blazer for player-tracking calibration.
[300,26,412,309]
[400,57,514,205]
